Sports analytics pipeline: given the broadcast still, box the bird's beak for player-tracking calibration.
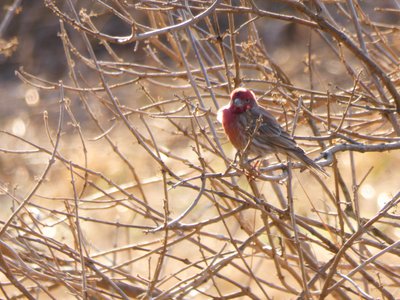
[233,97,243,107]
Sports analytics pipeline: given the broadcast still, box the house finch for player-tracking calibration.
[217,87,327,175]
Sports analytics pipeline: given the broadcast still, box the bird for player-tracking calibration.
[217,87,327,176]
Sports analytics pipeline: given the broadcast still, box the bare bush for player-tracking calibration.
[1,0,400,299]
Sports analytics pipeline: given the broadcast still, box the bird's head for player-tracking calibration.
[229,88,257,113]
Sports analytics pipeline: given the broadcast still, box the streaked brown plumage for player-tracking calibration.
[217,87,327,175]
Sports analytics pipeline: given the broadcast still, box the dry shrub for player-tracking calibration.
[1,0,400,299]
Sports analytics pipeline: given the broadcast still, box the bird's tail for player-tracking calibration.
[290,150,329,177]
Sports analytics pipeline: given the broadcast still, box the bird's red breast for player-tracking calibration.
[218,105,247,150]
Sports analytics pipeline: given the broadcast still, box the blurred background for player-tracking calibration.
[1,0,400,299]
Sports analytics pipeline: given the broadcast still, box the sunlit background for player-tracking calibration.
[1,1,400,299]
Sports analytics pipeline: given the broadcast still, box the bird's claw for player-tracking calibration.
[243,161,261,180]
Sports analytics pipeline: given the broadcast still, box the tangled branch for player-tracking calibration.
[1,0,400,299]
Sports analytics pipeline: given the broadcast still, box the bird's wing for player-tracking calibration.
[246,106,299,152]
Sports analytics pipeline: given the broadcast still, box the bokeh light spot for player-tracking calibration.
[12,118,26,136]
[360,184,375,200]
[25,88,40,106]
[377,192,391,210]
